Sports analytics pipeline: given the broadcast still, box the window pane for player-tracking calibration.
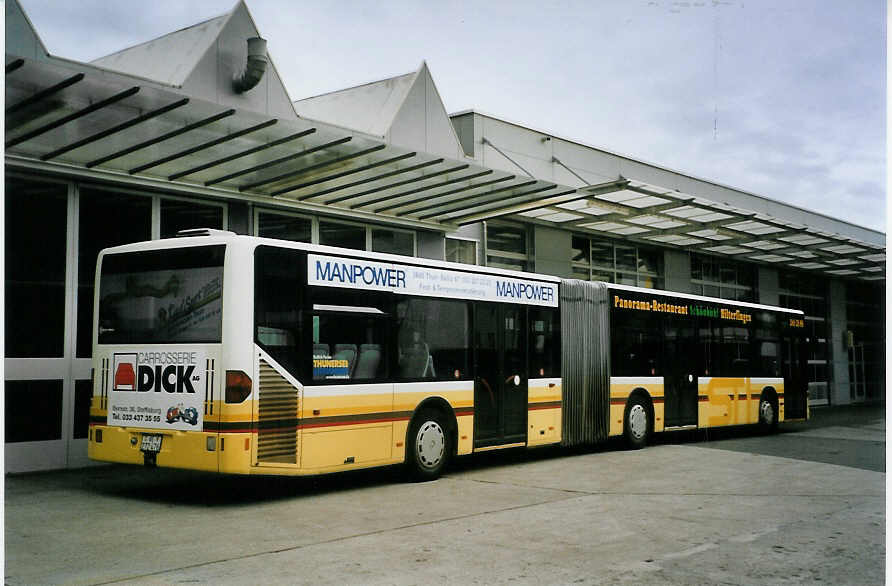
[637,274,663,290]
[571,235,590,264]
[77,189,152,357]
[257,212,311,242]
[637,248,662,275]
[160,199,224,238]
[530,308,560,378]
[616,272,637,286]
[616,245,636,272]
[5,380,63,442]
[98,246,225,344]
[590,240,613,269]
[313,311,387,381]
[446,239,477,265]
[255,247,303,377]
[486,224,526,255]
[319,221,365,250]
[372,228,414,256]
[397,298,469,380]
[5,178,67,357]
[572,266,591,280]
[720,265,736,284]
[487,256,528,271]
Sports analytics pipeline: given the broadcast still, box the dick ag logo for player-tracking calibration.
[112,353,197,394]
[113,354,137,391]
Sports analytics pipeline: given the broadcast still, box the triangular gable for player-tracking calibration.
[90,2,296,118]
[178,1,297,118]
[294,62,466,159]
[91,12,227,87]
[294,70,418,137]
[6,0,50,60]
[388,61,465,160]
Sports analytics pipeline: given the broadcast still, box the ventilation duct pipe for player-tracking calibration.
[233,37,268,93]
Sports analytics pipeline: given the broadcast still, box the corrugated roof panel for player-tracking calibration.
[725,220,786,235]
[748,254,794,263]
[821,244,867,254]
[537,211,584,223]
[686,229,732,240]
[742,241,788,251]
[607,225,650,235]
[703,245,750,254]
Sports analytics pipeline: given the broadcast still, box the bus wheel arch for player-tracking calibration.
[758,387,779,433]
[405,398,456,481]
[624,389,653,449]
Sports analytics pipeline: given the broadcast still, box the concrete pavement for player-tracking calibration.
[5,405,885,585]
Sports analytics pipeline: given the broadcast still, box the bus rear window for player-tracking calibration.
[98,245,225,344]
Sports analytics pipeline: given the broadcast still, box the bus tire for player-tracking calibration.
[759,394,778,434]
[624,395,650,449]
[407,408,450,481]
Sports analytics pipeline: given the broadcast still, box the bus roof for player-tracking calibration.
[97,232,563,284]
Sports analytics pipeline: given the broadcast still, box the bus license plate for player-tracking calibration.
[140,434,162,453]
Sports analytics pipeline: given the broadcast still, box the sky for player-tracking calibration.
[17,0,887,232]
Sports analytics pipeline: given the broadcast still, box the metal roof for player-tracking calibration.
[5,54,885,281]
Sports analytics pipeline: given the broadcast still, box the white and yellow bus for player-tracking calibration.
[88,230,808,479]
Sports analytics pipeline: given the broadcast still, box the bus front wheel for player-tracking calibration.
[624,396,650,449]
[407,409,450,481]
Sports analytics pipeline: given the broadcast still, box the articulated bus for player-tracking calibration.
[88,230,808,479]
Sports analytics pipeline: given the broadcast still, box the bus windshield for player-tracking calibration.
[97,245,225,345]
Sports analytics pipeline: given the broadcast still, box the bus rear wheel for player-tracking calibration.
[759,396,778,433]
[624,396,650,449]
[407,409,449,481]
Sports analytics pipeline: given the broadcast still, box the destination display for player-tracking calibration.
[613,294,756,324]
[308,254,558,307]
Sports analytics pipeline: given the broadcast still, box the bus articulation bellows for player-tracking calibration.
[88,231,808,479]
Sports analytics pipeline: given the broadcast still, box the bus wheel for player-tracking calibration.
[759,397,778,433]
[407,409,449,481]
[624,396,650,449]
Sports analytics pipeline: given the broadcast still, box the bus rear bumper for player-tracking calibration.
[88,425,219,472]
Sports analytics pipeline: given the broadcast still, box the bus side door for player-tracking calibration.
[663,317,698,427]
[473,303,528,448]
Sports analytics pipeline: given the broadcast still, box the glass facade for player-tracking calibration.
[257,211,312,242]
[77,189,152,357]
[486,224,529,271]
[257,210,416,255]
[160,198,224,238]
[446,238,477,265]
[5,178,68,357]
[371,228,415,256]
[690,253,755,301]
[845,281,885,403]
[319,220,366,250]
[571,235,664,289]
[779,271,830,404]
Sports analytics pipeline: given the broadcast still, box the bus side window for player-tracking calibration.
[396,298,469,380]
[312,311,386,382]
[530,307,560,378]
[754,312,780,377]
[255,247,302,378]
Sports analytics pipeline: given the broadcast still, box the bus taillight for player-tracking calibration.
[225,371,252,404]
